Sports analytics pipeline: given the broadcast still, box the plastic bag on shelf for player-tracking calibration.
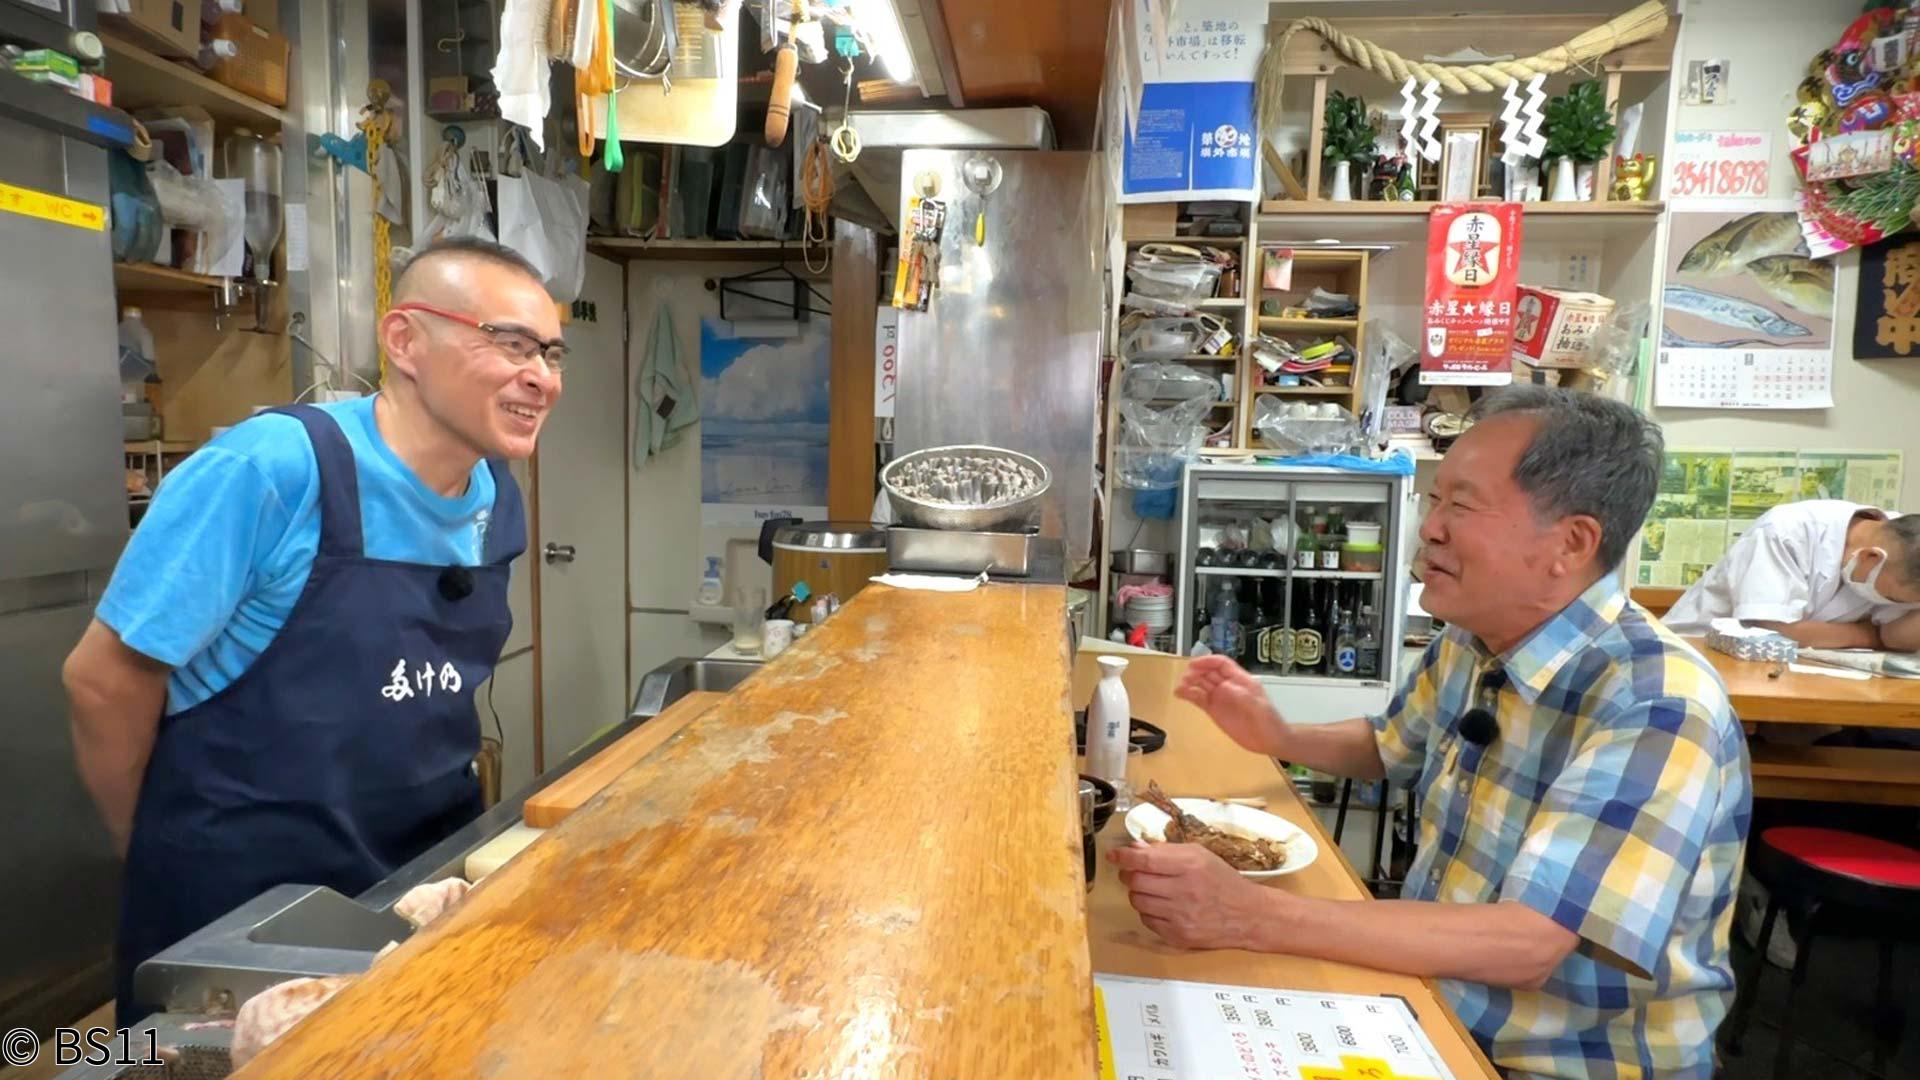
[1253,398,1363,455]
[1114,395,1213,492]
[1121,360,1224,403]
[1359,320,1415,446]
[1126,245,1223,304]
[1120,292,1193,317]
[1588,300,1652,381]
[1121,316,1233,362]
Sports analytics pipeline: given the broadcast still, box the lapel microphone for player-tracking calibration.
[1458,707,1500,747]
[438,566,475,602]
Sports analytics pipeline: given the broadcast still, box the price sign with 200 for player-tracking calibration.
[1672,159,1768,197]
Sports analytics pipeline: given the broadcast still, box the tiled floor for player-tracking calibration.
[1721,937,1918,1079]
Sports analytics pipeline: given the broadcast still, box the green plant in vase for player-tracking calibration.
[1540,79,1618,201]
[1321,90,1380,202]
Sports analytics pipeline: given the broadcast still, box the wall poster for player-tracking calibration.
[1419,203,1523,386]
[698,318,830,526]
[1120,0,1265,203]
[1636,448,1904,587]
[1853,234,1920,359]
[1656,205,1836,409]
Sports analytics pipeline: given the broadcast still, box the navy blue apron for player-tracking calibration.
[114,405,524,1024]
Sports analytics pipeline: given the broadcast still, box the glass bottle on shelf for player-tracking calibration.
[1357,604,1382,679]
[1292,580,1324,674]
[1293,519,1318,570]
[1333,604,1359,677]
[1209,578,1245,658]
[1197,546,1218,567]
[1244,590,1271,673]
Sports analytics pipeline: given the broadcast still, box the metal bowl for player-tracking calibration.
[881,444,1051,533]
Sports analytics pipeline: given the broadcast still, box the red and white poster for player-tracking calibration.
[1420,203,1524,386]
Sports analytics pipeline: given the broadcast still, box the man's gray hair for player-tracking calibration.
[1889,515,1920,585]
[1468,385,1664,570]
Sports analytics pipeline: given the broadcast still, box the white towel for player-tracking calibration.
[493,0,555,148]
[870,572,990,593]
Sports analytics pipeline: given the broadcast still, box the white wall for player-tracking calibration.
[1654,0,1920,508]
[624,262,828,680]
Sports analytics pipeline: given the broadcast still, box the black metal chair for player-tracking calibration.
[1722,826,1920,1078]
[1329,777,1417,895]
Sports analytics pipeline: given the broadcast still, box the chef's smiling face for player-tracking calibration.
[385,258,564,461]
[1416,414,1585,643]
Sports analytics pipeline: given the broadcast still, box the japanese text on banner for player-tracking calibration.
[1420,203,1523,385]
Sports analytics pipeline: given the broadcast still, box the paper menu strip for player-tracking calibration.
[285,202,309,274]
[1093,973,1454,1080]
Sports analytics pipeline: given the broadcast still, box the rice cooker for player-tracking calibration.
[756,519,891,622]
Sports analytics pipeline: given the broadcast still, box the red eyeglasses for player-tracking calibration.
[391,303,569,374]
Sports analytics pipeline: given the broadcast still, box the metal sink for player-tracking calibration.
[630,657,759,719]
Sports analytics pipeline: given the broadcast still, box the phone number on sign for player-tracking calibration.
[2,1027,167,1068]
[1670,159,1769,198]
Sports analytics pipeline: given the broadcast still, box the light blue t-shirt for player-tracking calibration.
[99,396,500,715]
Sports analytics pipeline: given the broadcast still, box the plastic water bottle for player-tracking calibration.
[1209,578,1244,658]
[1087,656,1134,811]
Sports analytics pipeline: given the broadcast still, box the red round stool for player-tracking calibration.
[1722,826,1920,1078]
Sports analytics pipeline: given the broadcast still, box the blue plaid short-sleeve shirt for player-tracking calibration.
[1373,575,1751,1078]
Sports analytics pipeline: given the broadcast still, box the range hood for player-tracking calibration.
[836,107,1055,233]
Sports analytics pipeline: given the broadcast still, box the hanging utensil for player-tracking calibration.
[959,152,1002,245]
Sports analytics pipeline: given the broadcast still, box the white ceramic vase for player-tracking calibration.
[1329,159,1353,202]
[1548,157,1581,201]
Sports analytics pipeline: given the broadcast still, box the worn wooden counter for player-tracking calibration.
[1075,648,1499,1079]
[238,583,1094,1079]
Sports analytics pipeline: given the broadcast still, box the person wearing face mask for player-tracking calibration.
[61,238,563,1025]
[1663,501,1920,654]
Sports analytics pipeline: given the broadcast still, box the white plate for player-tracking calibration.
[1123,797,1319,879]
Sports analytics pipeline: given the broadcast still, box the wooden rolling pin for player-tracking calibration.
[521,691,723,827]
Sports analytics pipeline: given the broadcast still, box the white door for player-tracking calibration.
[537,253,630,768]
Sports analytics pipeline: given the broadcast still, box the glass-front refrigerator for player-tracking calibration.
[1176,464,1415,726]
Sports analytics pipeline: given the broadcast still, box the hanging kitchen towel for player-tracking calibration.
[497,130,590,302]
[632,305,700,468]
[493,0,556,146]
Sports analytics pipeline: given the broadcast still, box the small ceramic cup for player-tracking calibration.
[763,619,796,659]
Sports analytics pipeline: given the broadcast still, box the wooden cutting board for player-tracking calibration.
[521,690,724,827]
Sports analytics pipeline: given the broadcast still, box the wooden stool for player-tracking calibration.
[1722,826,1920,1078]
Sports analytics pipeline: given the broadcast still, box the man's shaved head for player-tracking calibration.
[394,237,545,303]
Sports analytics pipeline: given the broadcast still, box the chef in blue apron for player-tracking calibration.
[62,238,565,1025]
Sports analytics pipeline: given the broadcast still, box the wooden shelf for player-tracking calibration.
[1259,316,1359,333]
[1124,235,1246,246]
[1253,385,1353,395]
[102,31,289,128]
[585,237,819,263]
[114,262,227,293]
[1259,200,1664,218]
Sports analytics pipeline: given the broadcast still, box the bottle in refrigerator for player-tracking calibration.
[1292,581,1324,673]
[1293,522,1317,570]
[1208,578,1244,658]
[1333,604,1359,677]
[1087,656,1134,811]
[1357,605,1382,679]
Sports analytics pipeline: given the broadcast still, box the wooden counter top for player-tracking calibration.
[239,583,1094,1078]
[1075,650,1499,1079]
[1685,637,1920,730]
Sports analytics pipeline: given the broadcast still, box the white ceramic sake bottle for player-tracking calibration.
[1086,655,1134,811]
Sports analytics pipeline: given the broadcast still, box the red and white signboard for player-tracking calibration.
[1420,203,1523,385]
[1669,130,1772,199]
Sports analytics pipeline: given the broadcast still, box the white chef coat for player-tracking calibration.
[1663,500,1920,635]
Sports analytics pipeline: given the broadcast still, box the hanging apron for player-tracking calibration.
[114,405,525,1024]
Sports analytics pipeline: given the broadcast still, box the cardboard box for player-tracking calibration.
[1511,285,1615,369]
[102,0,202,60]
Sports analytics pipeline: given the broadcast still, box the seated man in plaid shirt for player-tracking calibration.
[1114,386,1751,1079]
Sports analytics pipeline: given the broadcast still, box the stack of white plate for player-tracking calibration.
[1126,593,1176,632]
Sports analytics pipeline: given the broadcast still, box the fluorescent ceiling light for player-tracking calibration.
[853,0,915,84]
